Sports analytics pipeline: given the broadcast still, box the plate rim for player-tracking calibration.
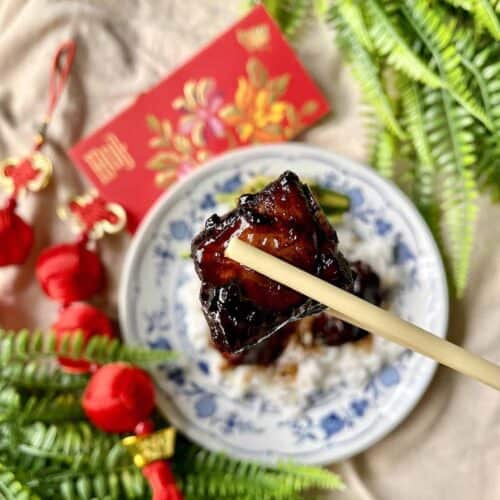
[119,143,449,464]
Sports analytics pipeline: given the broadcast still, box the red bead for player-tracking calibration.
[142,461,183,500]
[83,363,155,433]
[36,241,105,303]
[135,419,155,436]
[52,303,114,373]
[0,199,33,266]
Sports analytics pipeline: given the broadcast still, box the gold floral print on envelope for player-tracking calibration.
[236,24,271,52]
[146,116,210,189]
[219,57,319,143]
[145,56,322,189]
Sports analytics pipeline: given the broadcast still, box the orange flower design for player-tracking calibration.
[145,57,321,190]
[219,58,292,143]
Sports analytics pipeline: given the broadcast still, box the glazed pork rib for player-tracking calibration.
[191,171,353,354]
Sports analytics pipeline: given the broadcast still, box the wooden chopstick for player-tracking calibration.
[225,238,500,391]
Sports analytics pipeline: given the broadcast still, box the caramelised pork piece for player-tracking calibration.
[311,260,383,346]
[191,171,353,354]
[222,323,296,366]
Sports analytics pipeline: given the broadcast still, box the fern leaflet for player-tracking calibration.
[422,85,478,295]
[401,0,492,128]
[371,128,397,178]
[473,0,500,39]
[0,329,176,367]
[0,463,40,500]
[400,78,441,236]
[0,361,89,392]
[337,0,375,51]
[26,467,148,500]
[442,0,473,9]
[173,441,344,499]
[330,5,406,138]
[466,43,500,199]
[365,0,443,87]
[19,394,84,424]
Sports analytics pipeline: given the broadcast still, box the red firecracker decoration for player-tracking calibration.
[36,239,105,304]
[83,363,184,499]
[0,199,34,266]
[53,303,114,373]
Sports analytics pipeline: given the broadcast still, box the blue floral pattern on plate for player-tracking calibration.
[119,144,448,465]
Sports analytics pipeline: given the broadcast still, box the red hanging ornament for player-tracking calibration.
[143,462,184,500]
[36,239,105,303]
[52,302,114,373]
[0,199,34,266]
[82,362,155,433]
[83,363,183,499]
[0,41,75,267]
[37,190,127,370]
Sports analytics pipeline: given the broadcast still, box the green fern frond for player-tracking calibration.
[442,0,473,10]
[0,329,176,367]
[441,171,478,296]
[1,385,83,424]
[0,330,50,365]
[455,37,500,200]
[400,79,440,226]
[0,384,21,422]
[365,0,443,87]
[0,361,89,392]
[26,467,148,500]
[471,45,500,199]
[371,127,397,178]
[4,422,124,472]
[337,0,375,51]
[275,461,345,491]
[478,140,500,200]
[180,471,282,500]
[0,463,40,500]
[473,0,500,39]
[173,441,344,500]
[17,393,84,424]
[330,6,406,138]
[422,85,479,295]
[74,334,177,367]
[401,0,492,128]
[401,94,442,238]
[1,420,149,499]
[246,0,311,38]
[174,446,274,498]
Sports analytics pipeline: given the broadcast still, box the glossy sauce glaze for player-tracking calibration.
[191,171,353,354]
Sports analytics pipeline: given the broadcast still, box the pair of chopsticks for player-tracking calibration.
[226,238,500,391]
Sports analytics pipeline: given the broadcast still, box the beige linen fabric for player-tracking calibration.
[1,2,500,499]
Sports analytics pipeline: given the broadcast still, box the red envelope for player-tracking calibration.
[69,5,330,231]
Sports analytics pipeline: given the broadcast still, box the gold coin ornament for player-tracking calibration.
[122,427,177,468]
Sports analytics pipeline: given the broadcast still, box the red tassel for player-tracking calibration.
[52,303,114,373]
[0,199,33,266]
[82,363,155,433]
[36,239,104,303]
[142,461,184,500]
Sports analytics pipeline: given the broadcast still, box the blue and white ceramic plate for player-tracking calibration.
[119,144,448,465]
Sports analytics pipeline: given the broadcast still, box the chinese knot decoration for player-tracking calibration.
[0,40,75,266]
[83,363,183,500]
[36,190,127,372]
